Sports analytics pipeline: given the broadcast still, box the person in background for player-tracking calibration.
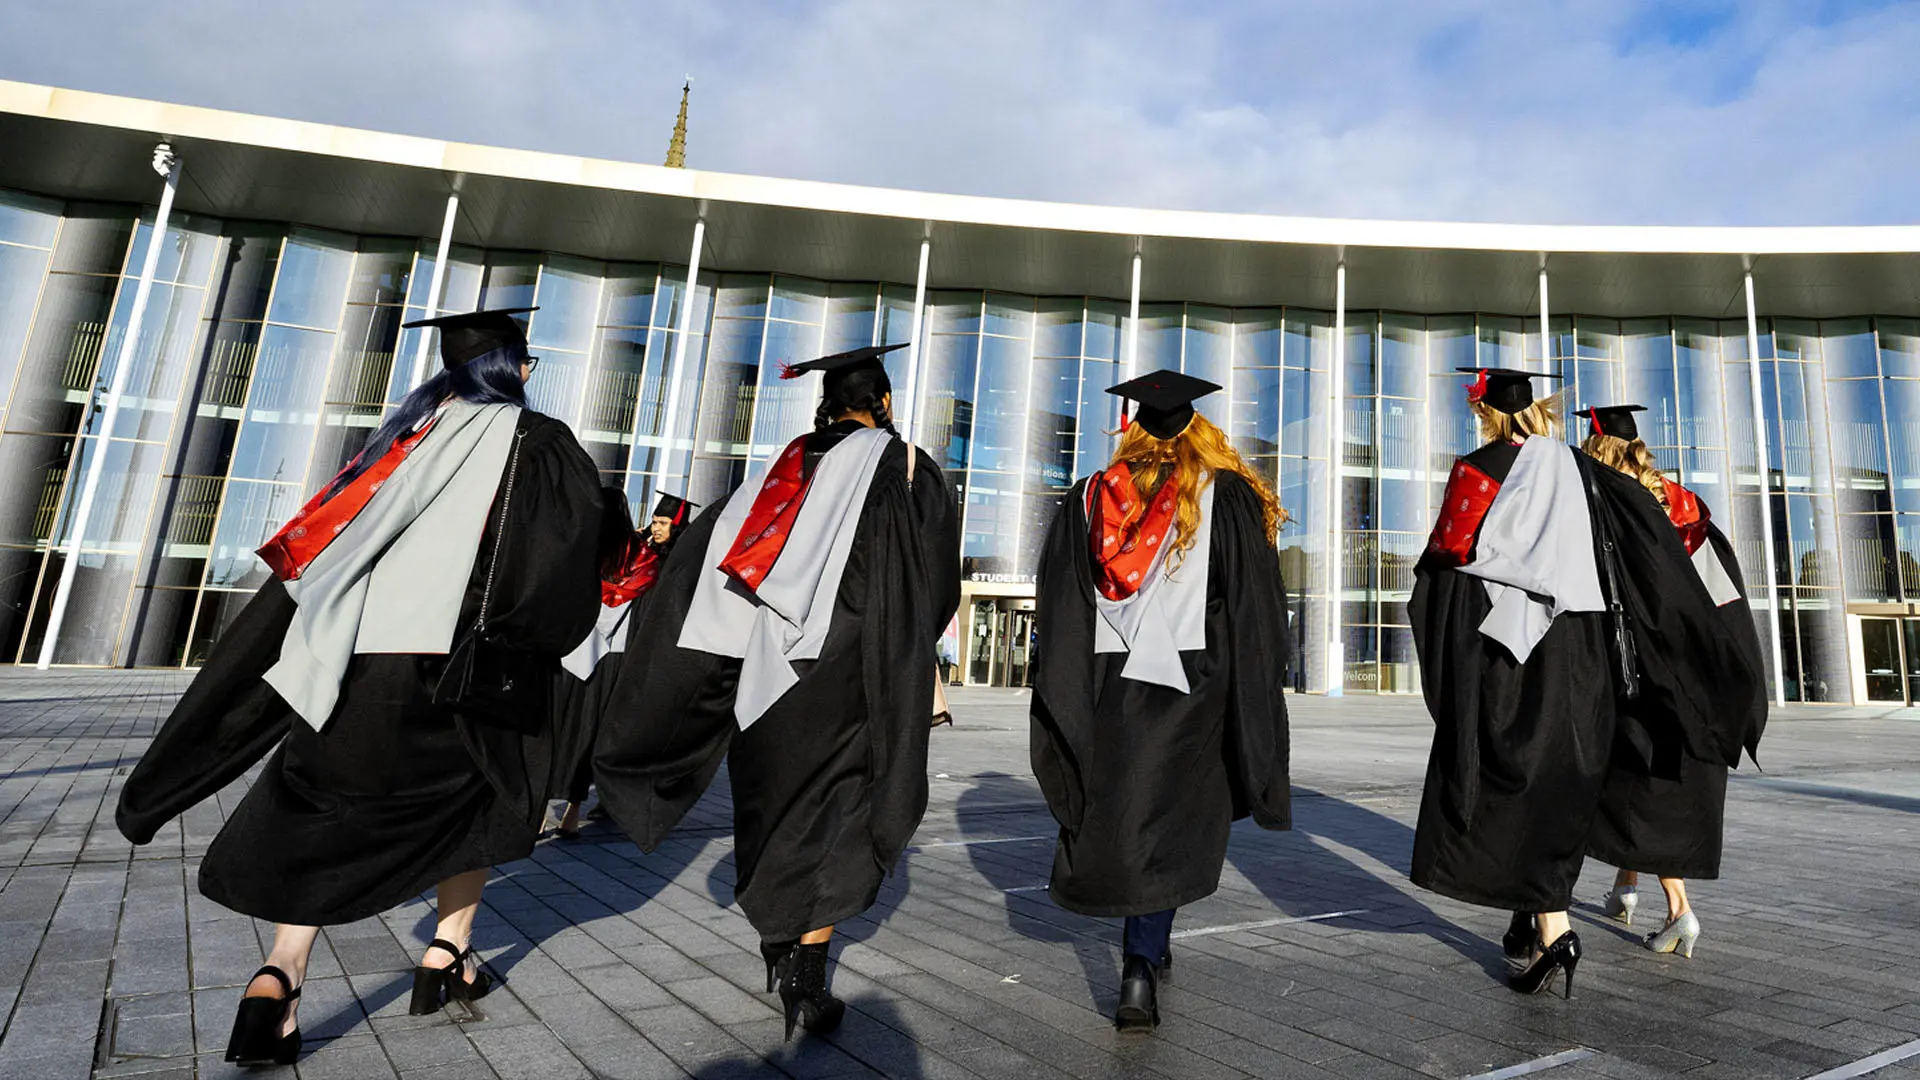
[551,490,696,839]
[1030,370,1292,1032]
[115,309,600,1064]
[595,343,960,1041]
[1578,405,1768,958]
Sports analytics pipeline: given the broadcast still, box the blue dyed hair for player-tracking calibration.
[323,346,528,499]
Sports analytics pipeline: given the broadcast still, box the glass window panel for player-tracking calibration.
[1886,380,1920,512]
[1477,315,1523,369]
[1774,360,1831,493]
[961,476,1019,563]
[1879,318,1920,378]
[1427,315,1474,374]
[877,285,916,347]
[267,233,353,329]
[3,270,117,436]
[477,255,539,312]
[750,320,825,457]
[529,258,600,353]
[1281,367,1327,459]
[1083,301,1122,360]
[770,277,828,325]
[204,229,280,326]
[1183,309,1231,421]
[1841,514,1899,601]
[825,284,879,354]
[583,325,648,441]
[0,190,60,247]
[408,246,485,315]
[1026,356,1077,489]
[1821,318,1877,378]
[1034,298,1082,359]
[1344,318,1376,398]
[600,263,661,328]
[970,335,1032,473]
[920,330,978,470]
[1783,493,1838,588]
[693,319,763,457]
[1897,517,1920,597]
[1285,310,1334,371]
[49,208,134,276]
[1673,318,1726,452]
[123,213,220,287]
[1379,397,1422,475]
[1075,357,1120,479]
[1231,365,1281,456]
[96,281,205,443]
[0,431,75,549]
[328,305,402,408]
[227,325,333,482]
[524,349,588,430]
[305,405,383,492]
[0,243,52,408]
[1136,305,1182,371]
[1379,314,1423,399]
[1621,319,1677,445]
[347,241,415,306]
[982,294,1033,340]
[927,292,980,336]
[1827,378,1888,490]
[1234,310,1282,368]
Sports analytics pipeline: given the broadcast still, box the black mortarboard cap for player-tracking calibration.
[781,342,909,381]
[1581,404,1647,441]
[401,307,537,370]
[1106,369,1222,440]
[1455,366,1564,415]
[651,492,699,525]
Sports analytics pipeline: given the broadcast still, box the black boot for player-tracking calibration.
[759,939,798,994]
[778,941,845,1040]
[1114,955,1160,1032]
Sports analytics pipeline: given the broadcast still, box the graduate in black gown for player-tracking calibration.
[1578,405,1767,959]
[1411,369,1749,998]
[550,490,694,839]
[1030,371,1292,1032]
[594,343,960,1040]
[115,309,601,1064]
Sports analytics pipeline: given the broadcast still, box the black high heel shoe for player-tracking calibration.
[760,939,798,994]
[778,941,845,1040]
[226,965,301,1066]
[1502,912,1535,962]
[1508,930,1581,998]
[410,938,494,1015]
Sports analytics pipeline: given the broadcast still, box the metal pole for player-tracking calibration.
[1328,260,1346,696]
[1745,269,1789,706]
[1125,251,1142,378]
[409,193,460,390]
[901,238,930,442]
[38,144,182,669]
[659,218,706,486]
[1538,265,1551,369]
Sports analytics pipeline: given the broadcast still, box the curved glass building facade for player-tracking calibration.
[4,81,1919,704]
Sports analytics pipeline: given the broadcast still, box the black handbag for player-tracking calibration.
[1583,460,1642,701]
[434,428,547,735]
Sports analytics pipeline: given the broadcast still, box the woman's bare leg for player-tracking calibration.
[248,923,320,1037]
[1659,877,1691,923]
[799,925,833,946]
[420,869,488,984]
[1535,910,1572,953]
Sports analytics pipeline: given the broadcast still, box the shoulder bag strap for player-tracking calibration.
[474,426,527,638]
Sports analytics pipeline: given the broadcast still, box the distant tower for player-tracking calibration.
[664,79,691,168]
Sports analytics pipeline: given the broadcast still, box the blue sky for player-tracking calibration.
[3,0,1917,225]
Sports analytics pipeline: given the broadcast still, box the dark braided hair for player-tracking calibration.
[813,365,897,434]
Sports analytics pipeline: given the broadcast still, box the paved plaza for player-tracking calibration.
[1,669,1919,1079]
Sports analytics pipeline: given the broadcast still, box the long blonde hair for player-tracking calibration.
[1108,412,1287,562]
[1582,432,1670,509]
[1470,391,1565,444]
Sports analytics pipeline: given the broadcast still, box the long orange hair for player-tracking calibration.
[1107,412,1287,565]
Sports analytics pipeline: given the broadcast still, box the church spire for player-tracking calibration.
[664,79,691,168]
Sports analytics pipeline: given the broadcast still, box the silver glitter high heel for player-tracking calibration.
[1644,911,1700,958]
[1601,886,1638,926]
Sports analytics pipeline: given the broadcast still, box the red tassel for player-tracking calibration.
[1464,369,1488,403]
[1589,407,1601,438]
[778,362,800,380]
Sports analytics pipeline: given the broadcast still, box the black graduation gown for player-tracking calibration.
[1030,470,1292,918]
[550,542,670,806]
[116,411,601,926]
[594,422,961,941]
[1410,442,1747,911]
[1588,517,1768,879]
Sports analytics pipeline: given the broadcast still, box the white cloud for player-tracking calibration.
[2,0,1916,224]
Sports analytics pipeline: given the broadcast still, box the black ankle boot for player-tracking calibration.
[778,941,845,1040]
[1114,954,1160,1031]
[760,939,798,994]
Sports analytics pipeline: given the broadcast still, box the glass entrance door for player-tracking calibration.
[1859,616,1920,704]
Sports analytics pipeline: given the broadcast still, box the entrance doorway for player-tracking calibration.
[966,597,1036,687]
[1859,617,1920,703]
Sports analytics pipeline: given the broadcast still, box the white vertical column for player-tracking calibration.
[1327,259,1347,696]
[1538,264,1551,369]
[409,193,461,390]
[1745,268,1788,706]
[1125,251,1142,378]
[901,237,931,442]
[38,144,182,669]
[658,218,706,487]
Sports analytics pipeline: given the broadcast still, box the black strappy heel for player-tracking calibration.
[410,937,493,1015]
[226,965,301,1066]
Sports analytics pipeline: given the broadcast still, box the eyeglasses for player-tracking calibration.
[524,356,540,375]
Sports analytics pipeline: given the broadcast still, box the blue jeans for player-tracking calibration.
[1122,908,1175,964]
